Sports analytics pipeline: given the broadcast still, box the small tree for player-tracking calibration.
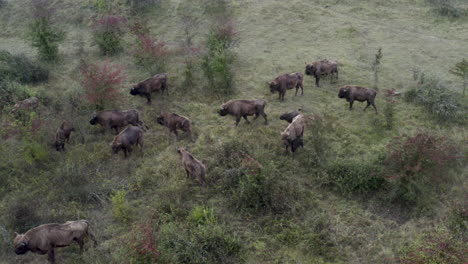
[28,0,65,61]
[372,48,383,90]
[81,61,125,110]
[450,58,468,95]
[93,15,126,56]
[133,34,169,75]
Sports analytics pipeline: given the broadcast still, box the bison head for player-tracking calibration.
[305,64,315,76]
[13,234,29,255]
[218,107,229,116]
[338,86,350,99]
[156,115,165,126]
[130,86,139,96]
[176,147,187,155]
[269,81,279,93]
[89,114,98,125]
[111,141,122,154]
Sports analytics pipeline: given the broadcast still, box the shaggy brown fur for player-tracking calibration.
[54,121,75,151]
[13,220,97,264]
[89,109,143,134]
[269,72,304,101]
[281,114,305,153]
[177,147,206,186]
[12,97,39,113]
[305,59,338,87]
[130,73,168,104]
[279,109,302,123]
[218,99,268,126]
[156,112,193,140]
[338,85,377,112]
[111,125,144,158]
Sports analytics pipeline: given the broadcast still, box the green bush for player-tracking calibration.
[427,0,466,18]
[0,51,49,84]
[111,190,133,224]
[447,201,467,240]
[0,81,35,109]
[405,77,466,124]
[324,159,384,196]
[93,16,126,55]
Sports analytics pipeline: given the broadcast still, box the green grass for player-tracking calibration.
[0,0,467,263]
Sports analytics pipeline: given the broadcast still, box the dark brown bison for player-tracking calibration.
[157,112,193,140]
[279,109,302,123]
[12,97,39,113]
[54,121,75,151]
[338,85,377,112]
[305,59,338,87]
[111,125,144,158]
[218,99,268,126]
[281,114,305,153]
[269,72,304,101]
[89,109,143,134]
[14,220,97,264]
[177,147,206,186]
[130,73,168,104]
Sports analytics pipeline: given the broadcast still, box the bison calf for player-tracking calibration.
[269,72,304,101]
[279,109,302,123]
[54,120,75,151]
[130,73,168,104]
[338,85,377,112]
[111,125,144,158]
[89,109,143,134]
[218,99,268,126]
[14,220,97,264]
[177,147,206,186]
[281,114,305,153]
[157,112,193,141]
[305,59,338,87]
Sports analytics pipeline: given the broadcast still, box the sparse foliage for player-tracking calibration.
[133,34,169,75]
[450,58,468,95]
[372,48,383,90]
[0,51,49,84]
[93,15,127,55]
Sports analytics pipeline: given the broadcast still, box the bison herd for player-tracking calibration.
[12,60,380,263]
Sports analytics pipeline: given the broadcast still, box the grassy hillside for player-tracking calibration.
[0,0,467,263]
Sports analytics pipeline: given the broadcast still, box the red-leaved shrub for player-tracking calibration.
[121,220,160,264]
[133,33,169,74]
[92,15,127,55]
[81,62,125,110]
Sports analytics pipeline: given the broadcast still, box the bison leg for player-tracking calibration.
[243,115,250,124]
[363,101,371,111]
[47,249,56,264]
[87,230,98,247]
[145,94,152,104]
[235,116,241,126]
[76,238,85,254]
[299,83,304,96]
[349,100,354,111]
[261,112,268,125]
[185,169,190,179]
[372,102,378,113]
[123,148,128,158]
[315,76,320,87]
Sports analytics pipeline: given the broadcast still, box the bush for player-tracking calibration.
[427,0,465,17]
[447,199,468,240]
[0,81,35,110]
[118,220,161,264]
[28,0,65,61]
[125,0,160,13]
[81,61,125,110]
[384,132,461,209]
[404,77,466,124]
[133,34,169,74]
[93,15,126,55]
[111,190,132,224]
[324,159,384,196]
[201,21,237,95]
[0,50,49,84]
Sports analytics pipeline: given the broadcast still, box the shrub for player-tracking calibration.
[384,132,461,209]
[187,206,216,226]
[201,21,238,95]
[427,0,466,18]
[119,220,161,264]
[111,190,132,224]
[182,46,202,91]
[324,159,384,196]
[0,51,49,84]
[449,58,468,95]
[133,34,169,74]
[404,77,466,124]
[399,230,467,264]
[93,15,126,55]
[0,81,34,110]
[27,0,65,61]
[447,199,468,240]
[81,61,125,110]
[125,0,160,13]
[383,89,397,130]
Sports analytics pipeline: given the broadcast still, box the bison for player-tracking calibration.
[89,109,143,134]
[130,73,168,104]
[54,120,75,151]
[305,59,338,87]
[281,114,305,153]
[13,220,97,264]
[111,125,144,158]
[218,99,268,126]
[12,97,39,113]
[279,109,302,123]
[269,72,304,101]
[156,112,193,141]
[338,85,377,112]
[177,147,206,186]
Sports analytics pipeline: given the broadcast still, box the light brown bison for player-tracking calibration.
[281,114,305,153]
[130,73,168,104]
[269,72,304,101]
[279,109,302,123]
[111,125,144,158]
[12,97,39,113]
[177,147,206,186]
[89,109,143,134]
[218,99,268,126]
[338,85,377,112]
[54,121,75,151]
[157,112,193,140]
[305,59,338,87]
[13,220,97,264]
